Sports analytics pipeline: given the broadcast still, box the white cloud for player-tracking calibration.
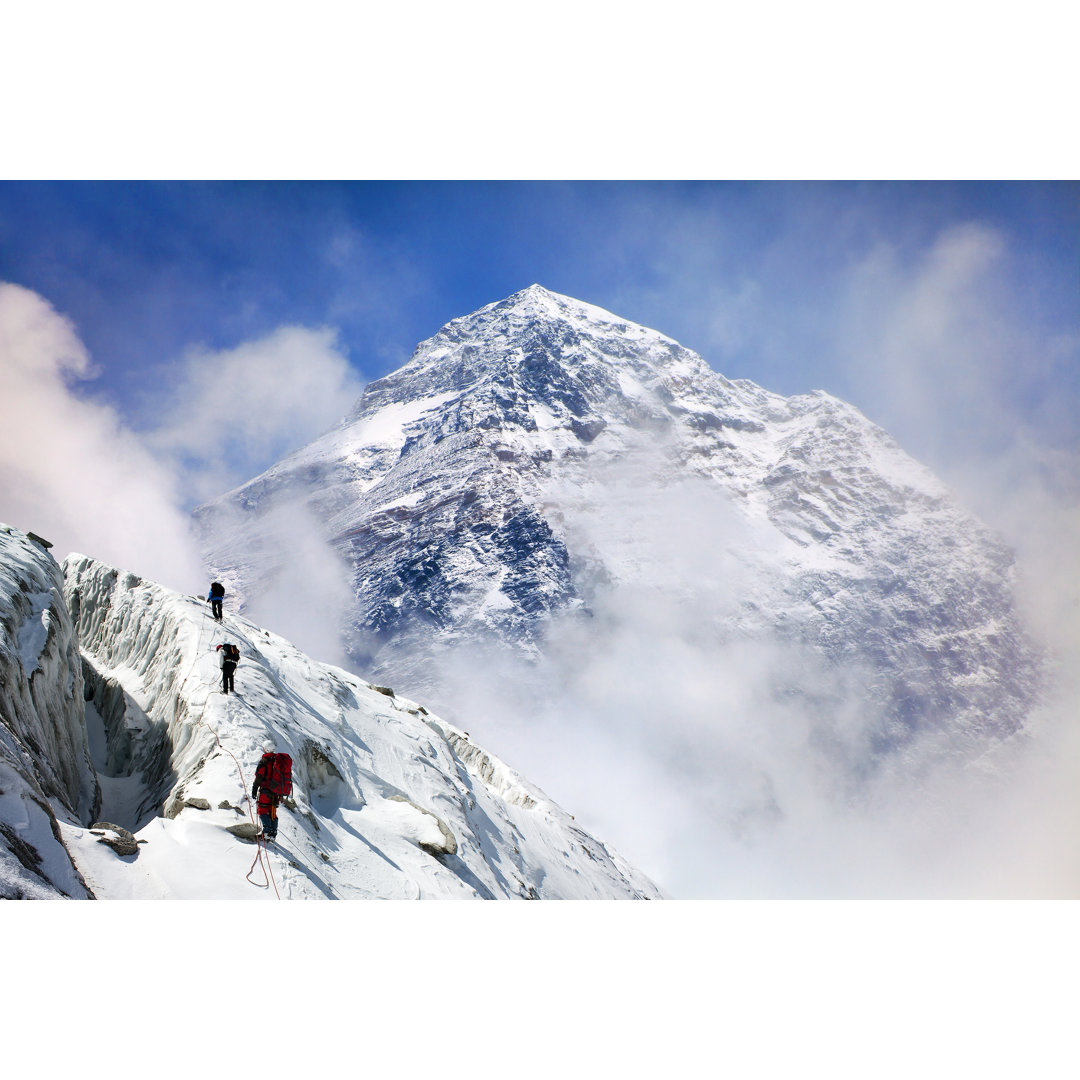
[0,282,204,590]
[839,224,1011,452]
[142,325,365,504]
[833,222,1079,486]
[417,445,1079,899]
[833,218,1080,718]
[0,283,370,623]
[232,496,356,670]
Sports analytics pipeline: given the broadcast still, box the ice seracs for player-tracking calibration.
[0,524,95,898]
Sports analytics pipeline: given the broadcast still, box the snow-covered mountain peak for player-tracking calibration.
[344,284,712,430]
[196,288,1042,797]
[489,283,680,343]
[451,282,675,342]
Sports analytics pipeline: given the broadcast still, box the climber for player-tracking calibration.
[216,641,240,694]
[207,581,225,621]
[252,741,293,842]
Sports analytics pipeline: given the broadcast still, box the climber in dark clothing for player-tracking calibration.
[217,642,239,694]
[208,581,225,621]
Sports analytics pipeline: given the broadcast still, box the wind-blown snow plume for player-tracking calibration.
[199,495,357,668]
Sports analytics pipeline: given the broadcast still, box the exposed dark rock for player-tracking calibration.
[570,417,607,442]
[90,821,139,857]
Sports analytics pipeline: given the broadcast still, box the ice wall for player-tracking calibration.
[0,524,95,898]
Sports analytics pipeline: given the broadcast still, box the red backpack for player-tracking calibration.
[258,752,293,797]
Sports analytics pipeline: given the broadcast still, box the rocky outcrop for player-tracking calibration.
[89,822,139,857]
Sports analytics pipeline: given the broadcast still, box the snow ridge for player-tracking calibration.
[53,551,660,899]
[0,519,661,898]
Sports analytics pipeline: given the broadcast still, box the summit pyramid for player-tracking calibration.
[195,286,1041,772]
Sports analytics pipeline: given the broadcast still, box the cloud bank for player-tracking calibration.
[0,282,203,591]
[836,221,1079,475]
[419,443,1079,899]
[140,325,365,504]
[833,221,1080,719]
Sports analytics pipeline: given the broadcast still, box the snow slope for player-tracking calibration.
[54,552,660,899]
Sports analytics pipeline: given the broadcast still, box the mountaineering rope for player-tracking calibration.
[181,597,282,898]
[198,696,280,897]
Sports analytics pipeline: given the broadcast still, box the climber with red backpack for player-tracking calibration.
[216,641,240,694]
[252,741,293,842]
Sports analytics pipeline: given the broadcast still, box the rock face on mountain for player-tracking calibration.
[195,286,1042,765]
[0,525,95,898]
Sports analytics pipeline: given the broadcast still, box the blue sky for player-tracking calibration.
[2,179,1076,412]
